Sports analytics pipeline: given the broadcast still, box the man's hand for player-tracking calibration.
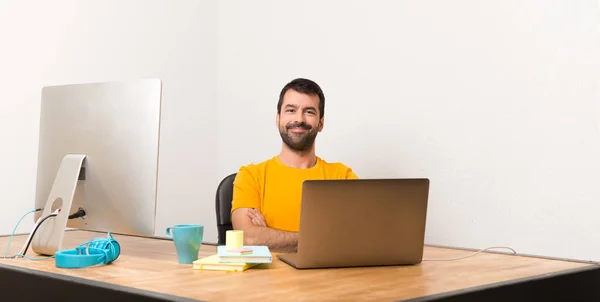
[247,208,267,227]
[231,208,298,252]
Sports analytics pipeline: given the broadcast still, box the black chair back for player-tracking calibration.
[215,173,237,245]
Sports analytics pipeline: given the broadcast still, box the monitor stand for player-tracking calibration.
[31,154,86,256]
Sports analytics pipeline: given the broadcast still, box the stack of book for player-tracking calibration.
[192,245,272,272]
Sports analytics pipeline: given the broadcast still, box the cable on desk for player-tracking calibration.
[422,246,517,261]
[12,254,55,261]
[2,209,42,259]
[19,212,58,257]
[5,207,86,259]
[9,209,59,259]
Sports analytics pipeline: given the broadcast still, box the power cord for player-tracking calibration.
[18,211,60,257]
[2,209,41,259]
[4,207,88,259]
[68,208,86,219]
[422,246,517,261]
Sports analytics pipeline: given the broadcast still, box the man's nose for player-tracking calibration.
[293,111,306,123]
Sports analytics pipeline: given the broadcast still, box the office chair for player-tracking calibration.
[215,173,237,245]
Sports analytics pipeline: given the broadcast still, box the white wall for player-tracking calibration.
[2,0,599,261]
[217,1,600,261]
[0,0,218,242]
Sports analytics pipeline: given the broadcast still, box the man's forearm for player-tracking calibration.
[243,225,298,252]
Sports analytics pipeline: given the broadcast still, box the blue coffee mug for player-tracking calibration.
[166,224,204,264]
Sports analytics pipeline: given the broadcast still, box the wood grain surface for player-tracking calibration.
[0,230,593,301]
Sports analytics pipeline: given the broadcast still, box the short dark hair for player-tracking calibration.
[277,78,325,118]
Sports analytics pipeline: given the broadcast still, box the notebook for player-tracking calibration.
[217,245,272,263]
[193,254,259,272]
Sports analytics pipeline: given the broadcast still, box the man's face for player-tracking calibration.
[277,89,324,151]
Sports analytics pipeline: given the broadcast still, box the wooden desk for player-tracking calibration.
[0,230,598,301]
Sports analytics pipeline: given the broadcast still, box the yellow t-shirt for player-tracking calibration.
[231,156,358,232]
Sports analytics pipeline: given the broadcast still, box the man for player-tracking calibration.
[230,78,358,252]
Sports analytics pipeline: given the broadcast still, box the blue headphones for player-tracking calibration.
[54,233,121,268]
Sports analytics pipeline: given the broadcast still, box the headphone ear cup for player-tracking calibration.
[54,235,121,268]
[105,239,120,263]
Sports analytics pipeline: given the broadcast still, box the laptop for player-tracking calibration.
[277,178,429,269]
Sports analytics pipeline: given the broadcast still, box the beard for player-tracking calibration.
[279,122,319,152]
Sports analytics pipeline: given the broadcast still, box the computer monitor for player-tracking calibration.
[31,79,162,256]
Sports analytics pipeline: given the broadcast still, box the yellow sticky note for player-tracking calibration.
[226,230,243,250]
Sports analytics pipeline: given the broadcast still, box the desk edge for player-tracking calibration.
[400,263,600,302]
[0,262,203,302]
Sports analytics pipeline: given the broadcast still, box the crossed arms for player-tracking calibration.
[230,165,357,252]
[231,208,298,252]
[230,165,299,252]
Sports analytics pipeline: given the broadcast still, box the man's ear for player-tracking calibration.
[276,113,280,128]
[318,118,324,132]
